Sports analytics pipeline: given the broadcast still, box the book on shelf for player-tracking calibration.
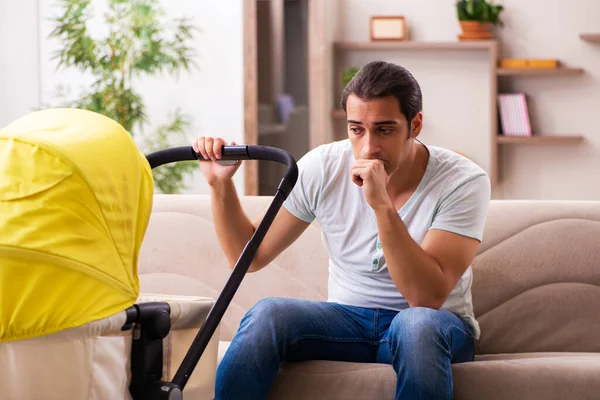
[498,92,532,136]
[498,58,558,69]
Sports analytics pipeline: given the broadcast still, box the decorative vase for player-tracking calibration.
[458,21,493,41]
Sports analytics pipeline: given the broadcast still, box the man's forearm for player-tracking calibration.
[210,180,255,269]
[374,205,447,308]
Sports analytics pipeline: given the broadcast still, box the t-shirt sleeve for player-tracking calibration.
[282,146,323,224]
[430,173,491,241]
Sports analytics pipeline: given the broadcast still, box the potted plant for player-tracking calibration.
[456,0,504,41]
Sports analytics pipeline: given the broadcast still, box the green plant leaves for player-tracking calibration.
[141,109,198,194]
[455,0,504,25]
[48,0,199,193]
[466,0,475,16]
[342,67,360,87]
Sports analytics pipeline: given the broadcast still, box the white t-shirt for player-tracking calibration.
[283,139,491,339]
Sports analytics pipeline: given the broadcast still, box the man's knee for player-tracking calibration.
[387,307,449,351]
[239,297,300,333]
[246,296,295,318]
[393,307,446,334]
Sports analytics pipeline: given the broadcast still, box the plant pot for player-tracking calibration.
[458,21,493,41]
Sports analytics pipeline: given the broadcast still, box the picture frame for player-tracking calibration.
[370,16,408,41]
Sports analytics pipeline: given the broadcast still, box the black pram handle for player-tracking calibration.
[146,145,298,197]
[139,144,299,394]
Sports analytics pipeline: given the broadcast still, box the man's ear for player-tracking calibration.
[409,112,423,139]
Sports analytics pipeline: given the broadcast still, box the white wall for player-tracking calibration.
[0,0,40,128]
[338,0,465,42]
[330,0,600,200]
[2,0,246,195]
[493,0,600,200]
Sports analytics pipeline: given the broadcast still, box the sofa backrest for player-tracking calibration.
[139,195,600,355]
[469,200,600,354]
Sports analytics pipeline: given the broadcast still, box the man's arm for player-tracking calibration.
[211,180,310,272]
[194,136,311,273]
[351,159,489,309]
[375,208,480,308]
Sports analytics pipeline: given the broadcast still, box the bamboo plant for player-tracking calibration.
[48,0,199,193]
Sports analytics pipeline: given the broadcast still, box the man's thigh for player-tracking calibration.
[240,297,378,363]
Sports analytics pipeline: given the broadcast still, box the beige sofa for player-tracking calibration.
[139,194,600,400]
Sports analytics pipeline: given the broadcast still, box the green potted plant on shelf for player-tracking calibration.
[456,0,504,41]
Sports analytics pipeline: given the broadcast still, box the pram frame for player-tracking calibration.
[123,145,298,400]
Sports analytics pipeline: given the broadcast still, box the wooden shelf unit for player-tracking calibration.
[497,135,584,144]
[334,41,496,51]
[580,33,600,44]
[332,40,585,186]
[497,67,584,76]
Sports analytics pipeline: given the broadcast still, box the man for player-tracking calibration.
[193,61,491,400]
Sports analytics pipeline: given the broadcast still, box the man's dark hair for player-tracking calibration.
[341,61,423,123]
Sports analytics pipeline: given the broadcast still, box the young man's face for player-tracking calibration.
[346,94,423,176]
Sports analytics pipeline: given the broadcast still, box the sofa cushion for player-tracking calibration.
[268,360,396,400]
[216,338,600,400]
[218,341,231,365]
[453,352,600,400]
[262,353,600,400]
[138,201,329,342]
[472,202,600,354]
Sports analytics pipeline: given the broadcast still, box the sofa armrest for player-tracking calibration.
[137,293,219,399]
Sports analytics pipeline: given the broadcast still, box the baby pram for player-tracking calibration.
[0,108,298,399]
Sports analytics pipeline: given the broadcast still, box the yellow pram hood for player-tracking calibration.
[0,108,154,342]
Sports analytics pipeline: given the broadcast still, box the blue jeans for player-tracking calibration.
[216,298,475,400]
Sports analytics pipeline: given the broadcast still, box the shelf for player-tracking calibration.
[497,135,584,144]
[580,33,600,44]
[331,38,588,186]
[497,67,584,76]
[334,40,496,51]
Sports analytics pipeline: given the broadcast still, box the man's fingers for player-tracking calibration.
[205,137,216,160]
[197,137,209,160]
[351,166,368,187]
[352,160,374,170]
[351,160,386,181]
[194,137,239,162]
[353,159,384,168]
[213,138,224,159]
[351,166,369,177]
